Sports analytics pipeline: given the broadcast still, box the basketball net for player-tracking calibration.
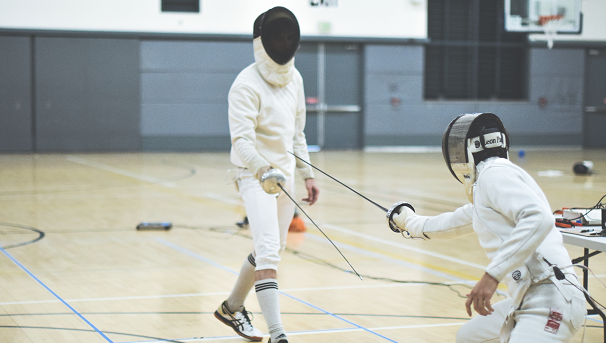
[540,15,563,49]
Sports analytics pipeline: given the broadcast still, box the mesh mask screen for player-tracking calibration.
[264,18,298,64]
[255,7,300,65]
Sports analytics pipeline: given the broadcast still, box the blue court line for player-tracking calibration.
[156,238,399,343]
[278,292,399,342]
[0,246,114,343]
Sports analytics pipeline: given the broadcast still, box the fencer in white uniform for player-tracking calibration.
[387,113,586,342]
[214,7,318,343]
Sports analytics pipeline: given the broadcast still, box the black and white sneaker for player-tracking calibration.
[268,333,288,343]
[214,301,263,342]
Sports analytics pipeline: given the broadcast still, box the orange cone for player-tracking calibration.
[288,214,307,232]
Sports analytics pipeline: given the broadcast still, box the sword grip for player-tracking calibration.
[386,202,415,233]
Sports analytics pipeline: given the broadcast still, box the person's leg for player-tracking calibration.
[253,180,296,342]
[277,180,296,251]
[255,269,287,342]
[456,298,511,343]
[215,170,276,341]
[227,180,295,305]
[215,251,262,341]
[226,252,257,312]
[244,174,292,342]
[508,283,586,343]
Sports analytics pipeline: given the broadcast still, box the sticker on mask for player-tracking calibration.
[483,132,504,149]
[468,137,483,153]
[544,308,563,334]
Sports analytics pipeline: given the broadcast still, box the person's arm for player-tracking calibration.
[291,76,318,204]
[228,84,271,179]
[391,203,474,239]
[292,77,314,180]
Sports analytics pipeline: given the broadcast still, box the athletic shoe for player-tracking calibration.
[268,333,288,343]
[236,216,249,229]
[214,301,263,341]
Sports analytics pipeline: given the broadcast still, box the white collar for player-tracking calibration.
[253,37,295,87]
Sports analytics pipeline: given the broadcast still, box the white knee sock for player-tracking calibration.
[226,253,256,312]
[255,278,286,341]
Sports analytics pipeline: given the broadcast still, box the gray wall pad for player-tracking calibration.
[142,136,231,151]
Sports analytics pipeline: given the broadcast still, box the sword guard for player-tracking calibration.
[260,168,286,194]
[386,201,415,233]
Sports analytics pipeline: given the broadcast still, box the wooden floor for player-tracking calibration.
[0,148,604,343]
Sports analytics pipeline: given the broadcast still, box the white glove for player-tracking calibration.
[392,206,416,233]
[393,207,416,238]
[387,202,416,238]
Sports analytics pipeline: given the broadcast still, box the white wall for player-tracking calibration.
[0,0,427,39]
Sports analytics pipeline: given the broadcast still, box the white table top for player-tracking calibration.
[561,231,606,252]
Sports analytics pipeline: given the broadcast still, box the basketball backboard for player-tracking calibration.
[504,0,582,33]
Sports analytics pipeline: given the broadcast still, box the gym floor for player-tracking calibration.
[0,149,604,342]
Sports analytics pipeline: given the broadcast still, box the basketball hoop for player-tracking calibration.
[540,15,563,49]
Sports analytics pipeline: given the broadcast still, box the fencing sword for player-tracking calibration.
[288,152,416,235]
[260,169,363,280]
[289,152,389,212]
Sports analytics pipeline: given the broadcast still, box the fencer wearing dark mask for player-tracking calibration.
[214,7,319,343]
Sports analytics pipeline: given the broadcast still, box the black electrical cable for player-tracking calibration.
[569,265,606,311]
[544,258,606,311]
[177,224,484,299]
[553,194,606,223]
[285,247,478,299]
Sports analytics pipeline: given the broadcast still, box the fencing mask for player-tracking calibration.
[253,7,300,65]
[442,113,509,202]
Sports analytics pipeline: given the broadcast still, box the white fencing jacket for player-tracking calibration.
[405,157,579,308]
[228,37,314,180]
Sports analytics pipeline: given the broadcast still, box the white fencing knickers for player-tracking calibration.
[237,168,296,271]
[456,282,586,343]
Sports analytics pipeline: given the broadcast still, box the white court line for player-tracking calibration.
[0,292,229,306]
[0,281,469,306]
[302,233,477,285]
[203,192,242,206]
[157,239,400,343]
[123,322,467,343]
[66,155,482,276]
[289,322,466,337]
[66,156,244,205]
[66,156,177,188]
[302,230,516,298]
[321,223,487,270]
